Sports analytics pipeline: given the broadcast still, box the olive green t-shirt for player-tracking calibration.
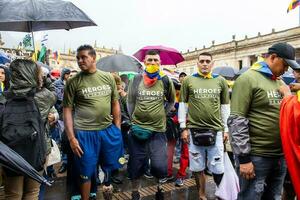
[180,75,229,131]
[132,79,175,132]
[63,70,119,130]
[231,69,284,157]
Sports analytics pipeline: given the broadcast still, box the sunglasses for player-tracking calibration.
[146,58,160,62]
[198,59,211,64]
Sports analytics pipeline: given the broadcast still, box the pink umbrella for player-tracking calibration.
[133,45,184,65]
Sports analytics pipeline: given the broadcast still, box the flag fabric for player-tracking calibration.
[32,49,39,62]
[41,34,48,46]
[53,51,58,60]
[52,51,60,64]
[38,45,47,62]
[287,0,300,13]
[280,95,300,198]
[22,34,32,49]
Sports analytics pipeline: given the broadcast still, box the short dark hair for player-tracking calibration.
[179,72,187,78]
[145,50,160,56]
[77,45,96,57]
[198,52,212,60]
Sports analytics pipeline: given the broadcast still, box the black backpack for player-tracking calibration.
[0,92,47,171]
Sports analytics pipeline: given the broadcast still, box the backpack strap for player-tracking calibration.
[161,75,170,101]
[161,75,175,114]
[127,74,143,118]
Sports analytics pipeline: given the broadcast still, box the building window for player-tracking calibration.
[239,60,243,70]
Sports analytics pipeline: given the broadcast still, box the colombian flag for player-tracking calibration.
[287,0,300,13]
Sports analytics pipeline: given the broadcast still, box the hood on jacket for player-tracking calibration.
[0,64,10,91]
[60,68,71,80]
[9,59,39,95]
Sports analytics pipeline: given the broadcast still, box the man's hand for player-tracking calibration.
[69,138,84,158]
[181,129,189,144]
[239,162,255,180]
[279,85,292,97]
[48,113,56,126]
[290,83,300,92]
[223,132,229,143]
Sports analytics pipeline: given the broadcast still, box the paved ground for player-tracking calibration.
[43,163,217,200]
[0,163,217,200]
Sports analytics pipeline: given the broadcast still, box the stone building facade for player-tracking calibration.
[177,26,300,75]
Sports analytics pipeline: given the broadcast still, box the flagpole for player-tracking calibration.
[31,31,35,53]
[299,6,300,26]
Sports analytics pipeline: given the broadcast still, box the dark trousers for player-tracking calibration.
[128,132,167,179]
[236,155,286,200]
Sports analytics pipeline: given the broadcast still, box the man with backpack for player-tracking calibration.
[127,50,175,200]
[0,59,56,200]
[63,45,124,200]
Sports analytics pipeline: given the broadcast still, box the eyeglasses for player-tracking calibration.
[146,58,159,62]
[198,59,211,64]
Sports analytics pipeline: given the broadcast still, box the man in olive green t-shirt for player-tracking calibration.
[179,52,230,200]
[228,42,300,199]
[63,45,123,200]
[127,50,175,200]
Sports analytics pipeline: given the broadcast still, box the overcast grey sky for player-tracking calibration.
[1,0,299,54]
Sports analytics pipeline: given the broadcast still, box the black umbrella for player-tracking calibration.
[212,66,236,79]
[0,0,96,32]
[0,0,97,50]
[0,141,51,186]
[97,54,143,73]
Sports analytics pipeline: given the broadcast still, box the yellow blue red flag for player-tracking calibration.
[287,0,300,13]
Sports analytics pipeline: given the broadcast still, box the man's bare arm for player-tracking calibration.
[63,107,83,157]
[112,100,121,129]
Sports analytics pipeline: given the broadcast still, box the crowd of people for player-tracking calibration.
[0,42,299,200]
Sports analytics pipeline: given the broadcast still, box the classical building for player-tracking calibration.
[0,37,122,70]
[49,42,122,70]
[177,26,300,75]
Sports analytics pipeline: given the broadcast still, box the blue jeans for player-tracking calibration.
[236,155,287,200]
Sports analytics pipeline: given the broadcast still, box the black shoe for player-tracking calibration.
[143,170,154,179]
[58,164,67,174]
[48,171,57,179]
[155,186,164,200]
[131,191,141,200]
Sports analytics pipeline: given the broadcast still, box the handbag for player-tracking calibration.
[131,124,152,140]
[215,152,240,200]
[190,128,217,146]
[47,139,61,166]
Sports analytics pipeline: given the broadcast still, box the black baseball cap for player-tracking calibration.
[268,42,300,70]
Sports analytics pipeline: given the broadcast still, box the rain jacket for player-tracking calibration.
[54,68,70,119]
[8,59,57,154]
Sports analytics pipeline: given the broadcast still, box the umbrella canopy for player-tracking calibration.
[133,45,184,65]
[0,141,51,186]
[0,0,96,32]
[96,54,143,73]
[0,52,10,65]
[36,61,51,70]
[212,66,236,79]
[282,71,295,84]
[236,67,250,76]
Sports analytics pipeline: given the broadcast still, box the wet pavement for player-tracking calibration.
[0,163,217,200]
[43,163,217,200]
